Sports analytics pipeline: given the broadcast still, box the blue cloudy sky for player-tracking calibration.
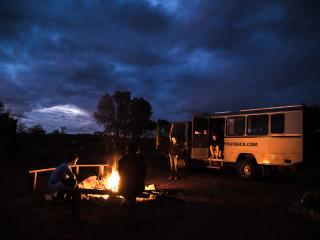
[0,0,319,133]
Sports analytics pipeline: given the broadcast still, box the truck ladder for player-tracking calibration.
[207,157,223,169]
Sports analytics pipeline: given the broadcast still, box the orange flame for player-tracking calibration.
[105,170,120,192]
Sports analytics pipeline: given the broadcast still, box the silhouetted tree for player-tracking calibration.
[94,93,116,135]
[113,91,131,137]
[0,102,12,119]
[60,126,67,134]
[128,97,154,138]
[0,102,16,130]
[157,119,171,127]
[0,101,17,159]
[51,126,67,134]
[16,120,27,134]
[94,91,154,138]
[28,124,46,135]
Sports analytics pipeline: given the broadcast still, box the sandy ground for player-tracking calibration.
[2,161,320,240]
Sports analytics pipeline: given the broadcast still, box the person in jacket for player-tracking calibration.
[118,143,146,221]
[48,153,78,201]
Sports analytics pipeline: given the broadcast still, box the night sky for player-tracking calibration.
[1,0,319,133]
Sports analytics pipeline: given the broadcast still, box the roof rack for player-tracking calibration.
[214,111,230,114]
[240,104,303,112]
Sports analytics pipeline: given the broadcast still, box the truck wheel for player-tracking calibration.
[237,160,256,179]
[177,156,188,171]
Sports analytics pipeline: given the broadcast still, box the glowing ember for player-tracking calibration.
[145,184,156,191]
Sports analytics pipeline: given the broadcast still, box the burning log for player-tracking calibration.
[77,171,160,200]
[77,176,160,200]
[75,187,118,196]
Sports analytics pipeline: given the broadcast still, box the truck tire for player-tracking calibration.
[177,155,188,171]
[237,160,256,179]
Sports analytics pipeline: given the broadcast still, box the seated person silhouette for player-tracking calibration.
[209,132,220,159]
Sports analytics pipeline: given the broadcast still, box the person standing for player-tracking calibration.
[118,143,146,222]
[168,136,184,180]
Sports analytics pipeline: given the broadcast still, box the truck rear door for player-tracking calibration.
[156,120,171,157]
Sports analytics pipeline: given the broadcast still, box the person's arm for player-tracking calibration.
[64,164,76,179]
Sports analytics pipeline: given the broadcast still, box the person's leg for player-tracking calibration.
[49,182,64,200]
[62,179,77,202]
[122,195,136,223]
[56,189,65,201]
[50,182,65,201]
[210,145,215,158]
[174,156,179,180]
[169,155,174,179]
[215,145,220,158]
[127,196,136,221]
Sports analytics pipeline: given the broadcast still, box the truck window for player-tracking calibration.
[171,124,186,141]
[271,114,285,133]
[247,115,268,135]
[226,117,245,136]
[159,127,168,137]
[193,118,208,135]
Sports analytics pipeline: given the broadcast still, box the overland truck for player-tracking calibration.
[156,105,317,179]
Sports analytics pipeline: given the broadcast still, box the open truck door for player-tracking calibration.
[191,116,209,159]
[156,120,171,157]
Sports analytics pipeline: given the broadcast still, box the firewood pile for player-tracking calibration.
[289,190,320,225]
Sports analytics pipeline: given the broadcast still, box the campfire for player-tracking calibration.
[78,163,157,201]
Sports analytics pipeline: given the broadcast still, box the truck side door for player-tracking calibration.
[191,117,209,159]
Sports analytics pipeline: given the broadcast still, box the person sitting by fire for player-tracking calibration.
[209,131,221,159]
[168,136,184,180]
[48,153,79,202]
[118,143,146,221]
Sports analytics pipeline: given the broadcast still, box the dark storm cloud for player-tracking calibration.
[164,0,320,114]
[0,0,319,132]
[104,0,171,34]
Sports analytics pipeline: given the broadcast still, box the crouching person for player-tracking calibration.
[118,143,146,223]
[48,153,79,202]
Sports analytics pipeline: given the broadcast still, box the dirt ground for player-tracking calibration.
[2,159,320,240]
